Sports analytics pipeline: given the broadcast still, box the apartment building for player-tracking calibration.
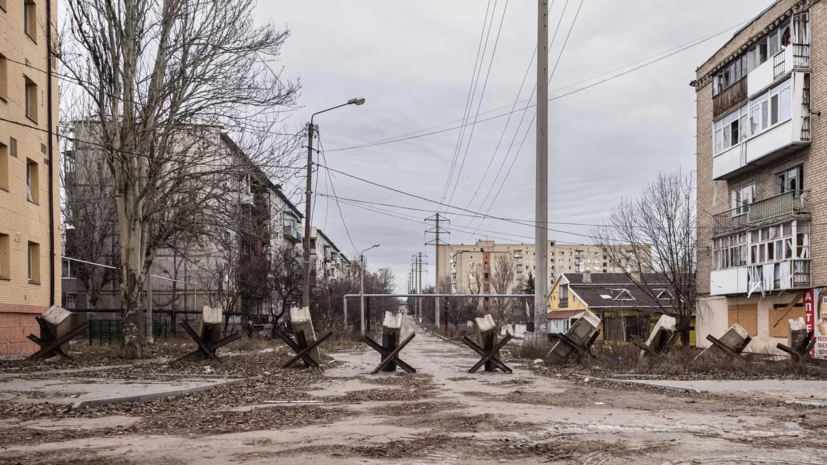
[0,1,60,354]
[437,240,648,295]
[309,227,348,280]
[693,0,819,353]
[63,127,305,314]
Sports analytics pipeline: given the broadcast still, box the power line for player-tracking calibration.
[465,0,584,240]
[438,0,494,211]
[445,0,511,210]
[315,163,594,239]
[327,19,749,153]
[317,130,358,257]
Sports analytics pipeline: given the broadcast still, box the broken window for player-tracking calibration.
[731,185,754,216]
[775,165,803,195]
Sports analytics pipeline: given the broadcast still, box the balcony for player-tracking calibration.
[712,190,810,238]
[748,45,809,97]
[713,73,810,181]
[713,78,748,119]
[283,224,301,243]
[711,260,810,296]
[749,190,810,227]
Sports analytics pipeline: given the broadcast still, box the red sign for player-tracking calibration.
[805,290,815,357]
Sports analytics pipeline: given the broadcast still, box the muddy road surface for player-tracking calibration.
[1,315,826,464]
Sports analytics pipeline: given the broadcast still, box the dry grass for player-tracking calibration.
[510,338,827,379]
[584,343,827,379]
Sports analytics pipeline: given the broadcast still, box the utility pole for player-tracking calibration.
[426,214,450,330]
[418,252,423,321]
[302,122,314,309]
[534,0,549,341]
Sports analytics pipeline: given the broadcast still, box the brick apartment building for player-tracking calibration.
[0,0,61,354]
[693,0,823,353]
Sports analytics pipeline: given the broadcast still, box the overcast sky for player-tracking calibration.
[262,0,774,292]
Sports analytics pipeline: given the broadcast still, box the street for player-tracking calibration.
[2,315,826,465]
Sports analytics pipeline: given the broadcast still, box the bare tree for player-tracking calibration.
[62,0,300,356]
[489,254,516,327]
[268,244,303,338]
[62,149,119,309]
[592,170,697,344]
[439,277,478,336]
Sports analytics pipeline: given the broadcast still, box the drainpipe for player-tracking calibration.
[46,0,56,306]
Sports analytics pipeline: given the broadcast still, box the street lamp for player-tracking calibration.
[360,243,380,335]
[302,98,366,310]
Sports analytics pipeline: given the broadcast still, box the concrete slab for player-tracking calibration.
[621,378,827,402]
[0,376,244,409]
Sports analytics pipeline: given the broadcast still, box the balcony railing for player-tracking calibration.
[713,78,748,119]
[712,190,809,237]
[773,49,785,79]
[749,190,810,227]
[793,44,810,68]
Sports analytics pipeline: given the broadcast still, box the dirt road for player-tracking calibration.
[2,315,826,464]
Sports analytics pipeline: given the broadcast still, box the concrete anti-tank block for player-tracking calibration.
[383,311,402,329]
[42,305,72,328]
[546,310,600,364]
[475,314,497,335]
[289,307,319,363]
[202,306,223,326]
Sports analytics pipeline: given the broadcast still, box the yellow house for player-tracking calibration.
[0,0,61,354]
[548,273,695,346]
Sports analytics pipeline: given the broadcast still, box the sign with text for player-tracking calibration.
[804,289,827,359]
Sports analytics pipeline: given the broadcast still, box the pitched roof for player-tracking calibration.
[560,273,672,310]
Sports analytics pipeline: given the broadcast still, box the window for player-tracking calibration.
[731,185,754,216]
[559,284,569,308]
[28,241,40,283]
[24,1,36,41]
[775,165,802,195]
[655,289,671,300]
[712,54,748,96]
[713,104,748,155]
[25,76,38,122]
[63,150,75,174]
[773,80,792,124]
[0,53,7,101]
[613,289,635,301]
[749,222,795,266]
[0,233,9,279]
[0,142,7,191]
[26,159,38,203]
[713,233,747,270]
[469,262,475,268]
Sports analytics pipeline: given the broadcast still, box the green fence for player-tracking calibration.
[88,319,122,345]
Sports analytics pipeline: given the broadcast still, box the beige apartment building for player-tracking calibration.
[693,0,823,354]
[437,240,645,295]
[0,0,61,354]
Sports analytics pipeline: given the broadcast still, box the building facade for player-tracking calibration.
[0,0,61,355]
[63,127,306,315]
[694,0,818,353]
[309,227,347,280]
[437,240,648,295]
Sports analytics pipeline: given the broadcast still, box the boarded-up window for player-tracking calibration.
[728,304,758,336]
[768,304,807,338]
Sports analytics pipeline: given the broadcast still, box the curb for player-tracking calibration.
[72,377,250,409]
[598,378,703,394]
